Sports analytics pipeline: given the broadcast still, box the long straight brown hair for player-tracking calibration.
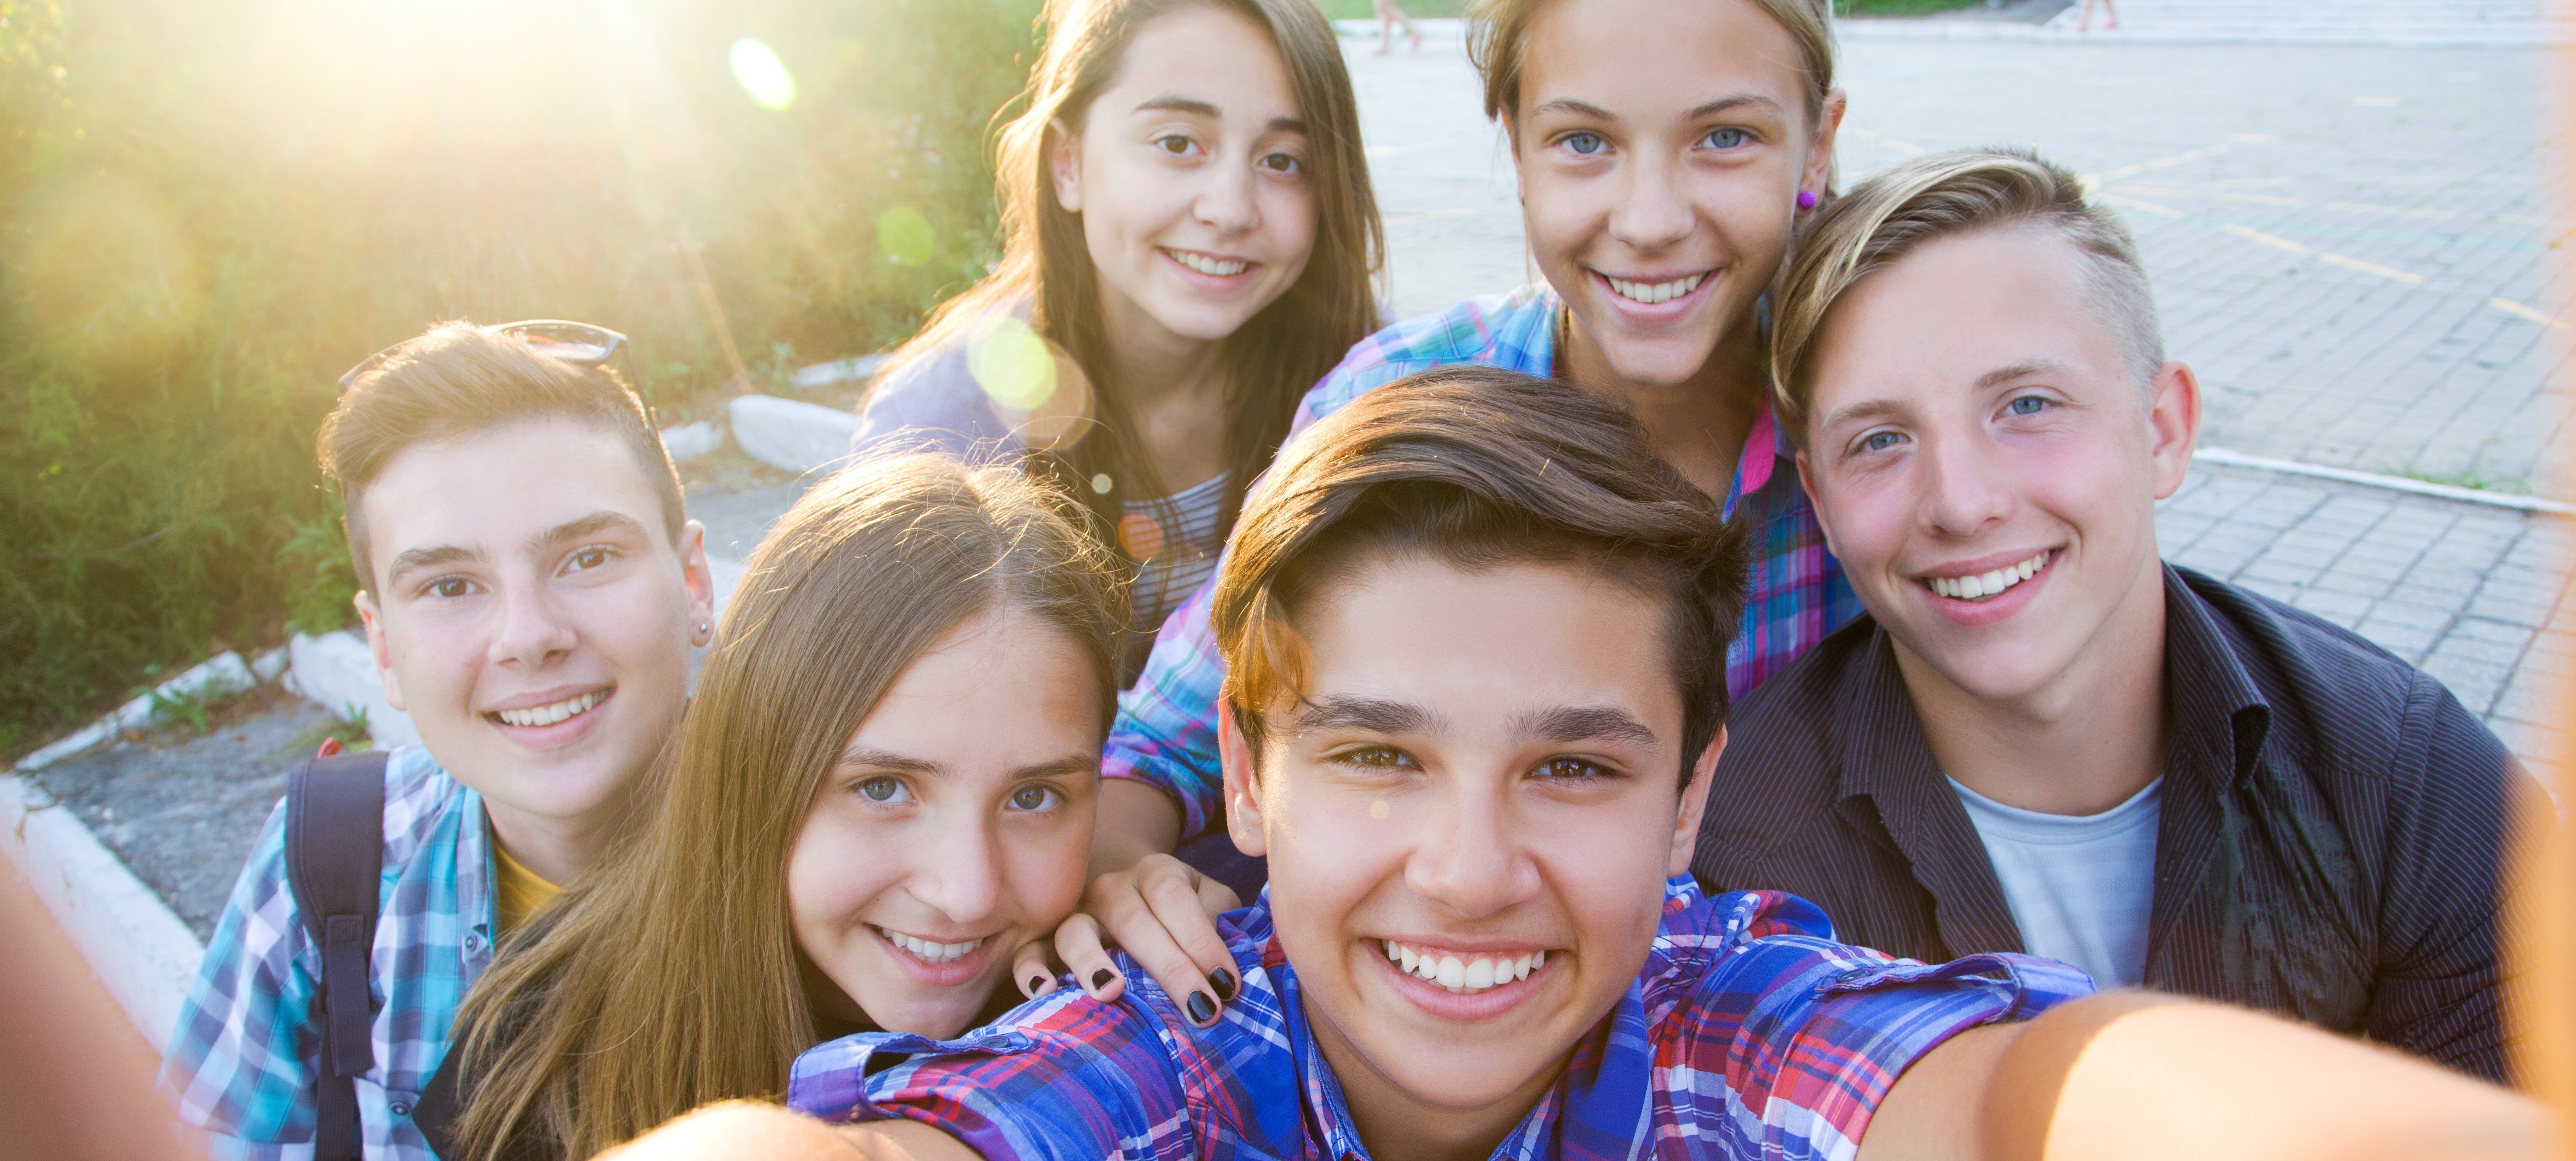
[446,456,1121,1161]
[881,0,1383,576]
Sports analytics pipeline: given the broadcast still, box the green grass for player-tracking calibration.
[1313,0,1473,19]
[0,0,1043,757]
[1835,0,1986,15]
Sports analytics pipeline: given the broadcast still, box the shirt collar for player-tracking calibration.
[2156,563,2273,791]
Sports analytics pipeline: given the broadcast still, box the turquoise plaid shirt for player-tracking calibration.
[161,746,496,1161]
[1104,286,1864,838]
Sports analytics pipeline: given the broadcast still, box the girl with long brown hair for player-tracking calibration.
[850,0,1382,678]
[429,456,1123,1161]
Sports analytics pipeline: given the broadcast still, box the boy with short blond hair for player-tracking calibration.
[1699,148,2534,1080]
[164,321,717,1160]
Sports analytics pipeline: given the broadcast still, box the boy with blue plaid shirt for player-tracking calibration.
[161,322,718,1161]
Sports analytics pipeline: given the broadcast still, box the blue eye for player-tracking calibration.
[1561,132,1606,156]
[857,777,909,803]
[1860,431,1905,453]
[1008,784,1060,812]
[2008,396,2050,416]
[1702,127,1750,149]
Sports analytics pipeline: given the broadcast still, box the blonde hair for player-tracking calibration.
[877,0,1382,577]
[1768,147,2162,438]
[1467,0,1839,127]
[446,456,1120,1161]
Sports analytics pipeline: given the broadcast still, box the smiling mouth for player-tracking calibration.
[489,689,609,728]
[876,926,986,965]
[1381,940,1547,995]
[1923,550,2054,602]
[1166,248,1250,277]
[1601,271,1709,305]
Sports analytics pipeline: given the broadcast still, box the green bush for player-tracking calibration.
[0,0,1041,751]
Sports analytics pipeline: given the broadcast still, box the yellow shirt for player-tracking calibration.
[492,840,562,936]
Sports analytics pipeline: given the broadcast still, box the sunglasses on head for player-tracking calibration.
[339,320,652,418]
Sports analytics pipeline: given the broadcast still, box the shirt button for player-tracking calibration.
[464,932,485,955]
[389,1101,414,1117]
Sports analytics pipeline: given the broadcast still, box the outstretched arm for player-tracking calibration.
[596,1103,975,1161]
[1862,992,2554,1161]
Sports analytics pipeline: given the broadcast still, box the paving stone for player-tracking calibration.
[2351,618,2442,660]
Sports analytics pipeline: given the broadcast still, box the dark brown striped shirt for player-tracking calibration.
[1695,564,2539,1082]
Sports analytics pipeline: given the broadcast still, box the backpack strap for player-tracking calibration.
[284,748,390,1161]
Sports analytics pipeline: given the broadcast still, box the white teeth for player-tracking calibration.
[1927,550,2053,602]
[1169,250,1249,277]
[879,928,984,964]
[494,690,605,728]
[1604,272,1708,305]
[1383,942,1549,995]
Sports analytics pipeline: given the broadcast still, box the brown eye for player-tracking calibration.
[1535,757,1608,781]
[429,578,471,599]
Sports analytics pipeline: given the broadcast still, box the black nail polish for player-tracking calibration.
[1091,968,1115,990]
[1187,991,1217,1024]
[1029,975,1048,994]
[1209,968,1237,1001]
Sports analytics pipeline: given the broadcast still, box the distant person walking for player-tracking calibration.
[1375,0,1421,52]
[2079,0,2119,31]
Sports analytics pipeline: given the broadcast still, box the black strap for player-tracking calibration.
[284,750,389,1161]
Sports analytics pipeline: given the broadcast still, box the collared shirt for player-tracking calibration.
[788,878,2091,1161]
[1694,563,2537,1082]
[1103,285,1862,839]
[162,747,498,1161]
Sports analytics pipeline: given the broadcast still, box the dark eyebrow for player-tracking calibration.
[384,544,480,585]
[1266,116,1307,136]
[1136,94,1220,118]
[1293,695,1439,736]
[1014,755,1104,781]
[1976,358,2078,390]
[531,511,647,554]
[1515,705,1659,749]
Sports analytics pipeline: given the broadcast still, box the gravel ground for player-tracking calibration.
[23,687,346,941]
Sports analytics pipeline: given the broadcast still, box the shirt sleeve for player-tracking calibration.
[1671,890,2096,1161]
[789,995,1197,1161]
[849,346,1026,466]
[1097,353,1423,839]
[159,800,322,1161]
[2362,672,2529,1083]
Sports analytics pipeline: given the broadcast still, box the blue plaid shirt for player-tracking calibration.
[1104,286,1865,839]
[789,878,2094,1161]
[161,747,496,1161]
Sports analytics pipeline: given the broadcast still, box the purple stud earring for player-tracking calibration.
[1797,190,1819,211]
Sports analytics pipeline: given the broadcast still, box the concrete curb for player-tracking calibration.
[729,394,860,478]
[0,774,205,1045]
[1835,19,2569,46]
[286,631,421,749]
[2193,447,2576,517]
[18,650,273,772]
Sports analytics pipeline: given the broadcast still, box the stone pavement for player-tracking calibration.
[1342,26,2574,776]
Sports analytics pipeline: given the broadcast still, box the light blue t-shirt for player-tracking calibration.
[1947,776,2164,987]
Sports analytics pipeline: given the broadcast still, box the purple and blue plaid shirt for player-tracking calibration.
[1102,285,1863,839]
[788,878,2094,1161]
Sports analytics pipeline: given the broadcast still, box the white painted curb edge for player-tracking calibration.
[730,394,861,478]
[1,773,203,1046]
[2193,446,2576,517]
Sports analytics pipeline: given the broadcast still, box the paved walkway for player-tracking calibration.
[1342,27,2572,778]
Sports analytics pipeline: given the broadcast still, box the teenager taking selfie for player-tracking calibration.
[617,371,2549,1161]
[162,322,719,1161]
[1693,148,2542,1080]
[425,456,1122,1161]
[851,0,1382,678]
[1076,0,1866,1019]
